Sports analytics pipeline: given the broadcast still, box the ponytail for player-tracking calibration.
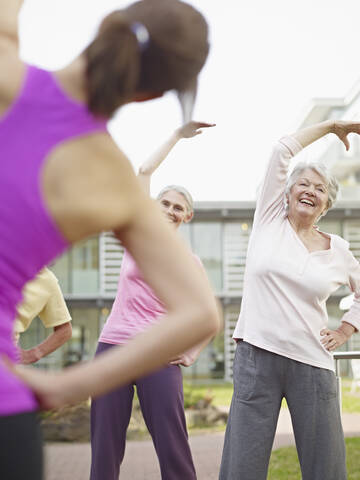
[84,13,140,117]
[83,1,209,118]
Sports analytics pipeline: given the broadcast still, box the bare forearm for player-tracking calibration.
[137,131,180,194]
[21,323,72,364]
[37,323,72,358]
[65,211,222,400]
[291,120,334,149]
[139,131,181,176]
[185,334,213,363]
[57,309,219,402]
[338,321,356,339]
[62,238,218,399]
[292,119,360,153]
[137,121,214,193]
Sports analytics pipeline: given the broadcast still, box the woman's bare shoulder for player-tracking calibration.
[0,0,23,44]
[0,46,25,114]
[42,132,145,243]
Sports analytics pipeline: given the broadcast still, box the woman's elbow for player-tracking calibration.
[194,297,223,337]
[209,298,224,334]
[55,322,72,342]
[65,322,73,340]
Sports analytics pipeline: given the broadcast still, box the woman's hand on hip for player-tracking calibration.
[1,356,75,409]
[169,353,195,367]
[320,328,348,351]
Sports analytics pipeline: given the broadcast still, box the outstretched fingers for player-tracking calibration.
[179,121,216,138]
[341,135,350,151]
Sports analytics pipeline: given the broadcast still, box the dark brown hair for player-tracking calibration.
[84,0,209,117]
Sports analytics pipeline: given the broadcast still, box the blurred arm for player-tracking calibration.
[9,135,222,408]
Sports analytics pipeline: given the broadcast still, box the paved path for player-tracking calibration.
[44,410,360,480]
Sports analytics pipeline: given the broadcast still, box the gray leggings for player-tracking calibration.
[219,341,346,480]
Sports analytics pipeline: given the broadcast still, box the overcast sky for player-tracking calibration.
[19,0,360,201]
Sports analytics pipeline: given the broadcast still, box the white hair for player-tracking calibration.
[156,185,194,214]
[285,161,339,218]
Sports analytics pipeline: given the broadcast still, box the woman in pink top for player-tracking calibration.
[90,121,215,480]
[0,2,221,479]
[219,120,360,480]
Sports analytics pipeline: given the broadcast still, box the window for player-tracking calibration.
[64,307,101,365]
[71,237,99,294]
[191,222,223,292]
[19,318,68,370]
[317,219,342,236]
[50,252,70,293]
[50,236,100,295]
[178,223,191,246]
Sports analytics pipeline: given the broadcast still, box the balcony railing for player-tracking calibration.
[333,351,360,410]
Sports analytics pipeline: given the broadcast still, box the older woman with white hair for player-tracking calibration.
[219,120,360,480]
[90,121,215,480]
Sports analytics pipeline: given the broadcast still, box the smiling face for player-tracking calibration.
[158,190,193,229]
[287,168,329,224]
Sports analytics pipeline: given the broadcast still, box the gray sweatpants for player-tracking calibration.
[219,341,346,480]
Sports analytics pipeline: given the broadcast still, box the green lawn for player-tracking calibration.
[341,379,360,413]
[268,437,360,480]
[183,381,234,408]
[185,378,360,413]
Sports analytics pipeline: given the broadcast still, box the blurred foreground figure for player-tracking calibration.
[0,1,220,479]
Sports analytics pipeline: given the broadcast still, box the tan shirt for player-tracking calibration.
[14,267,71,338]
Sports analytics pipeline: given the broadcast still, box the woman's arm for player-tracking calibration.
[20,322,72,364]
[321,247,360,351]
[169,336,213,367]
[291,120,360,150]
[0,0,23,45]
[254,120,360,228]
[320,322,355,352]
[169,256,214,367]
[16,268,72,363]
[6,200,221,407]
[137,121,215,194]
[252,137,303,227]
[6,135,221,408]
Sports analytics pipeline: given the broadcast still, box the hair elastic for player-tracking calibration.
[130,22,150,51]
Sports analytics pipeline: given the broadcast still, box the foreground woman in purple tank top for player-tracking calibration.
[0,2,221,478]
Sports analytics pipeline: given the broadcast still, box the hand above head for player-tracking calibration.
[291,119,360,150]
[333,120,360,151]
[138,120,216,193]
[176,121,216,139]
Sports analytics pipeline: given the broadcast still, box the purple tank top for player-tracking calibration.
[0,65,107,415]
